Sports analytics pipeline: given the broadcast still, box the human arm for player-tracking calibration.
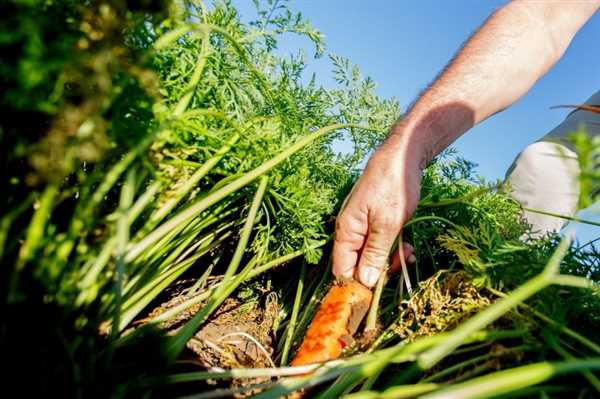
[333,0,600,287]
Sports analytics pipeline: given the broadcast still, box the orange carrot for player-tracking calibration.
[291,280,372,366]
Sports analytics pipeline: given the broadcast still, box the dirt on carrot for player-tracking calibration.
[291,280,373,366]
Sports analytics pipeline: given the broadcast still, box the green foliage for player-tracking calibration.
[1,0,399,396]
[2,1,599,398]
[569,128,600,209]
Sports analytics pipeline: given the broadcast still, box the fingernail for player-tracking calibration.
[408,254,416,263]
[360,267,379,287]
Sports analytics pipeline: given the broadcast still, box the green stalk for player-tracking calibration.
[141,133,239,234]
[403,215,460,230]
[147,240,326,325]
[154,23,273,102]
[117,209,238,309]
[550,340,600,393]
[417,236,571,370]
[10,183,59,301]
[221,176,268,281]
[345,384,439,399]
[420,359,600,399]
[265,335,450,399]
[126,181,161,226]
[0,193,34,263]
[159,362,348,383]
[136,201,240,270]
[552,274,597,289]
[316,338,436,398]
[187,254,219,295]
[76,239,115,306]
[172,27,209,116]
[365,268,387,332]
[123,219,235,305]
[126,123,359,262]
[422,344,535,383]
[290,259,331,348]
[117,230,232,332]
[166,176,268,360]
[162,330,524,384]
[153,25,191,50]
[449,362,493,384]
[360,370,383,393]
[15,184,59,270]
[184,330,522,399]
[251,366,364,399]
[88,150,145,215]
[57,139,150,263]
[419,184,497,208]
[488,288,600,354]
[107,170,135,352]
[523,206,600,227]
[76,181,161,303]
[280,262,306,366]
[249,241,327,278]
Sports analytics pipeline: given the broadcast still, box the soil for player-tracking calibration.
[186,294,278,369]
[141,281,278,369]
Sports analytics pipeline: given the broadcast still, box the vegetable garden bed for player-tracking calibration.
[2,1,599,398]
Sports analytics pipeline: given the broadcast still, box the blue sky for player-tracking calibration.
[233,0,600,242]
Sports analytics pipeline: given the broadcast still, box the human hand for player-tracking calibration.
[332,138,422,288]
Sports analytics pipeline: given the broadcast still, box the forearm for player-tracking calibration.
[384,0,599,167]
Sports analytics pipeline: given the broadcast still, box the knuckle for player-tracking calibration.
[371,212,402,232]
[334,215,351,242]
[360,249,387,270]
[363,246,389,267]
[335,213,348,231]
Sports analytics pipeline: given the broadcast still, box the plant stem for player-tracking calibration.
[147,241,326,325]
[523,206,600,227]
[117,231,232,331]
[173,27,209,116]
[143,133,240,233]
[57,138,151,264]
[0,193,34,263]
[10,183,59,301]
[552,274,596,289]
[403,215,460,230]
[166,176,268,360]
[419,184,497,208]
[280,262,306,365]
[487,287,600,354]
[365,268,387,332]
[420,359,600,399]
[126,124,362,262]
[345,383,439,399]
[422,344,535,383]
[107,170,135,359]
[550,340,600,393]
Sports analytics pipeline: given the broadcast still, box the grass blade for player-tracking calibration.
[421,359,600,399]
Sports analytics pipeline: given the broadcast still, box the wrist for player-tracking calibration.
[381,117,433,171]
[385,101,475,169]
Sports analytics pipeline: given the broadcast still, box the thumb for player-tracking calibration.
[356,215,400,288]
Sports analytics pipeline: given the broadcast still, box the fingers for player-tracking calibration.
[333,200,417,287]
[332,209,368,280]
[332,240,359,280]
[356,213,401,288]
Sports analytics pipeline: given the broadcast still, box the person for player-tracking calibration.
[332,0,600,288]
